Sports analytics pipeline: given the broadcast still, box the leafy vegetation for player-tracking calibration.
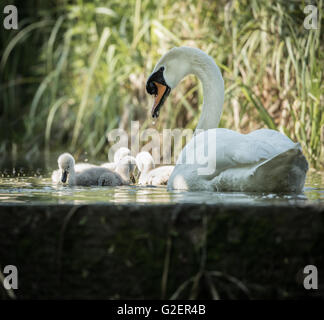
[0,0,323,168]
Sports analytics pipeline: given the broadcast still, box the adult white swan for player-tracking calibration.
[146,47,308,193]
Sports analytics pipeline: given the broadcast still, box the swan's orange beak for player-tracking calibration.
[146,66,171,118]
[151,82,168,117]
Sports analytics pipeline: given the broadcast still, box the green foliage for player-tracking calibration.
[0,0,323,168]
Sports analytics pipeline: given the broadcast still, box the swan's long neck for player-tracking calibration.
[186,50,224,131]
[138,161,154,184]
[138,165,149,183]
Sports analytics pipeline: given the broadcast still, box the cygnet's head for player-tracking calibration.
[57,153,75,183]
[114,147,131,163]
[135,152,155,173]
[115,155,137,183]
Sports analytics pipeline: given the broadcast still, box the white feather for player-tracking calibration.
[151,47,308,193]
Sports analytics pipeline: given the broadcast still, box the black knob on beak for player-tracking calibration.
[146,81,157,95]
[146,66,166,95]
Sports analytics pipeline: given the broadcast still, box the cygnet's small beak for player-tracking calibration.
[61,170,68,183]
[130,173,136,184]
[133,166,140,183]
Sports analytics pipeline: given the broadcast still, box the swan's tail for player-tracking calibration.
[251,143,308,193]
[210,143,308,193]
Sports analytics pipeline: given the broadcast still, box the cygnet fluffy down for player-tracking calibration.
[52,153,136,186]
[135,151,174,186]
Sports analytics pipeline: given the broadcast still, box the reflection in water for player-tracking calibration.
[0,172,323,205]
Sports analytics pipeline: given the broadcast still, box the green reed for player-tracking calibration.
[0,0,323,168]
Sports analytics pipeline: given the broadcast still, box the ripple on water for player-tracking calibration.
[0,172,323,205]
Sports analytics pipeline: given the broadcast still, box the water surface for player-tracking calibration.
[0,170,323,205]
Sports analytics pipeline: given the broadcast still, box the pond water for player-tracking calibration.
[0,169,323,206]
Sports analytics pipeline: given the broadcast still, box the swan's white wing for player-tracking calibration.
[169,128,307,192]
[176,128,292,175]
[247,129,297,154]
